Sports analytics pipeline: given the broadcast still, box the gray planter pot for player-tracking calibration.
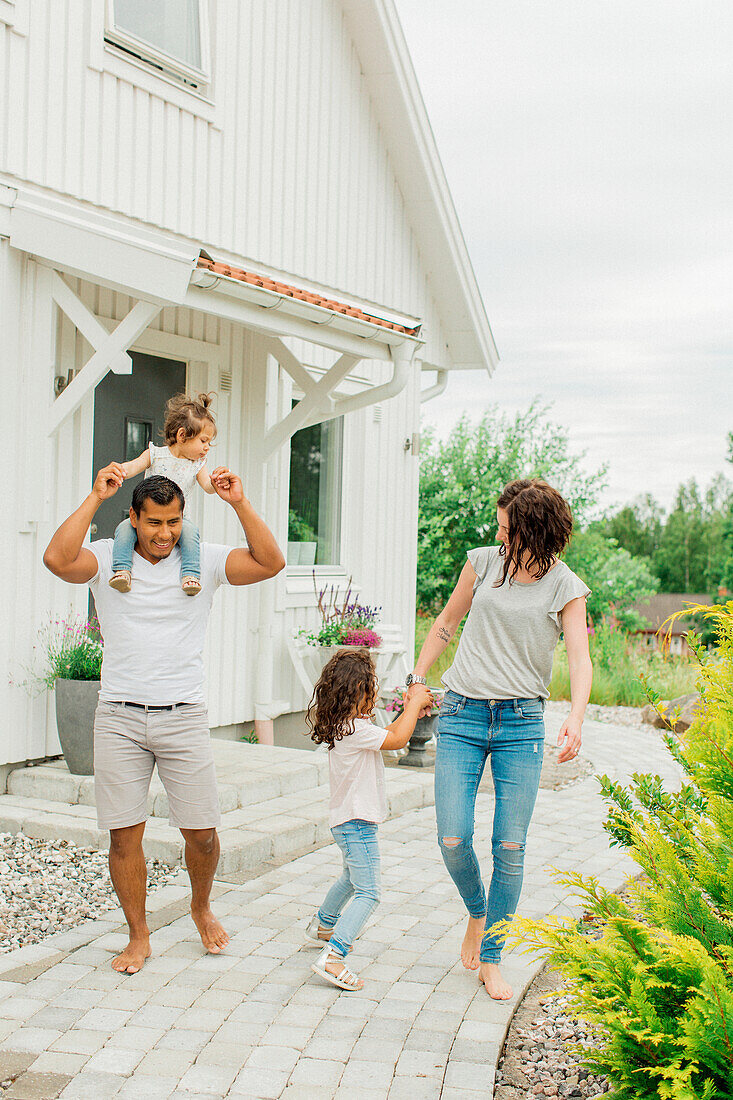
[54,679,100,776]
[399,713,439,767]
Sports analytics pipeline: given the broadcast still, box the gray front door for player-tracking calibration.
[92,352,186,541]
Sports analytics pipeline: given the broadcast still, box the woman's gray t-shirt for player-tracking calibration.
[442,546,591,701]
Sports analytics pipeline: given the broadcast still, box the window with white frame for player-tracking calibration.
[105,0,210,89]
[288,412,344,569]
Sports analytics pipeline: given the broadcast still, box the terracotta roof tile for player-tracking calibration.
[196,255,421,337]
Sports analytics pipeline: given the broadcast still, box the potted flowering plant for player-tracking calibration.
[302,575,383,653]
[40,616,103,775]
[384,686,444,767]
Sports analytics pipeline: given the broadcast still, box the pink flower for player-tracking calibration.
[344,628,382,648]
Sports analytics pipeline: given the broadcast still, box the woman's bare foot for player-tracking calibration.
[479,962,513,999]
[111,936,151,974]
[461,915,485,970]
[192,907,229,954]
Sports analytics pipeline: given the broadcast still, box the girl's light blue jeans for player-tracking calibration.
[435,691,545,964]
[317,819,381,958]
[111,517,201,580]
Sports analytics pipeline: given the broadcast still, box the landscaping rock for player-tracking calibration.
[640,692,701,732]
[0,832,177,953]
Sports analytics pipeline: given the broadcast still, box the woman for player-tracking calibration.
[406,479,592,999]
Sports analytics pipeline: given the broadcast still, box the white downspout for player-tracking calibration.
[420,369,448,404]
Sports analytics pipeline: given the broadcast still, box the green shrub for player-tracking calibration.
[511,601,733,1099]
[550,624,699,706]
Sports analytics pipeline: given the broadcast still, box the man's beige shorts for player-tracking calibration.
[93,701,221,831]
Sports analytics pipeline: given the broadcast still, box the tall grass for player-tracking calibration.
[550,624,699,706]
[415,615,699,706]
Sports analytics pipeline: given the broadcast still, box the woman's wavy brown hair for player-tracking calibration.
[495,479,573,587]
[307,649,379,749]
[163,392,217,444]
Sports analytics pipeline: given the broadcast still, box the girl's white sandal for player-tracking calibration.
[312,945,363,991]
[181,577,202,596]
[304,915,333,948]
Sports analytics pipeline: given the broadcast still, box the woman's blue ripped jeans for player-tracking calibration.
[435,691,545,964]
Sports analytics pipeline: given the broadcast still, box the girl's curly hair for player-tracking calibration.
[163,392,217,445]
[495,479,573,587]
[307,649,379,749]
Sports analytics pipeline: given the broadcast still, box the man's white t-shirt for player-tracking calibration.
[328,718,388,828]
[88,539,232,706]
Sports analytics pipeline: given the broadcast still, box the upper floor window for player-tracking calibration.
[105,0,210,89]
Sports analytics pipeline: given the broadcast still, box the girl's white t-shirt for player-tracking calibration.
[328,718,388,828]
[146,443,205,507]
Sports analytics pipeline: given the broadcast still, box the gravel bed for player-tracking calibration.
[546,700,643,728]
[495,965,611,1099]
[0,832,178,954]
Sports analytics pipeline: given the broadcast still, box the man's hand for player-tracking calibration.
[92,463,125,503]
[210,467,245,505]
[557,715,582,763]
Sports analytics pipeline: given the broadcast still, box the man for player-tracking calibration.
[43,463,285,974]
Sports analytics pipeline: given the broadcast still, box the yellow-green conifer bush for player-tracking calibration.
[511,602,733,1100]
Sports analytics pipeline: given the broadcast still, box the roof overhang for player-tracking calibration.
[341,0,498,374]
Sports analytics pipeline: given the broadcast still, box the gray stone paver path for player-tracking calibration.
[0,716,680,1099]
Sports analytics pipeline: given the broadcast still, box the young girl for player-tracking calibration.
[304,648,433,991]
[109,393,218,596]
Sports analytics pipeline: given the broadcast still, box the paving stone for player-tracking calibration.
[0,1051,38,1079]
[6,1028,63,1054]
[58,1070,126,1097]
[176,1062,239,1094]
[84,1046,145,1075]
[194,1041,252,1067]
[136,1048,196,1077]
[388,1077,443,1099]
[116,1075,180,1099]
[229,1066,290,1098]
[443,1059,495,1091]
[394,1048,446,1078]
[288,1057,344,1088]
[29,1052,87,1076]
[5,1071,72,1099]
[339,1059,396,1091]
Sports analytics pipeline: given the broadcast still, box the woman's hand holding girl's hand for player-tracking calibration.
[557,715,582,763]
[406,684,433,717]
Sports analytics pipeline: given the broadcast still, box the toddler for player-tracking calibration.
[304,649,433,991]
[109,392,218,596]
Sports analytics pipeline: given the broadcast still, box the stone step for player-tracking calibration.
[0,743,435,875]
[6,740,329,819]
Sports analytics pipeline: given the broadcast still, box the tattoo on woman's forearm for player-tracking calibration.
[437,626,452,644]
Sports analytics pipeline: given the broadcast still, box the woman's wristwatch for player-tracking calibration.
[405,673,427,688]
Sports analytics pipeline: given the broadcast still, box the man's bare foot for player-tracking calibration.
[479,962,513,999]
[111,936,151,974]
[192,907,229,954]
[461,915,485,970]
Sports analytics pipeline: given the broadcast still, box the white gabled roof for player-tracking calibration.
[341,0,498,373]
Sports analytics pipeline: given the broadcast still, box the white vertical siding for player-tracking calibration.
[0,0,450,364]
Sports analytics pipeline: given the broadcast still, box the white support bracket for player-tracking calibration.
[261,337,418,459]
[50,272,132,377]
[47,277,161,436]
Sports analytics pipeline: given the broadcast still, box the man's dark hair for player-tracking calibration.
[131,476,185,517]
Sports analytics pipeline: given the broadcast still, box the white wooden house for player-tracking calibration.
[0,0,496,768]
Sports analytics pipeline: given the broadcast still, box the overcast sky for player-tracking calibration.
[394,0,733,513]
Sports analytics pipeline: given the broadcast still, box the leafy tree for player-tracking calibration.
[562,530,658,628]
[417,403,604,611]
[593,494,664,561]
[653,478,731,593]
